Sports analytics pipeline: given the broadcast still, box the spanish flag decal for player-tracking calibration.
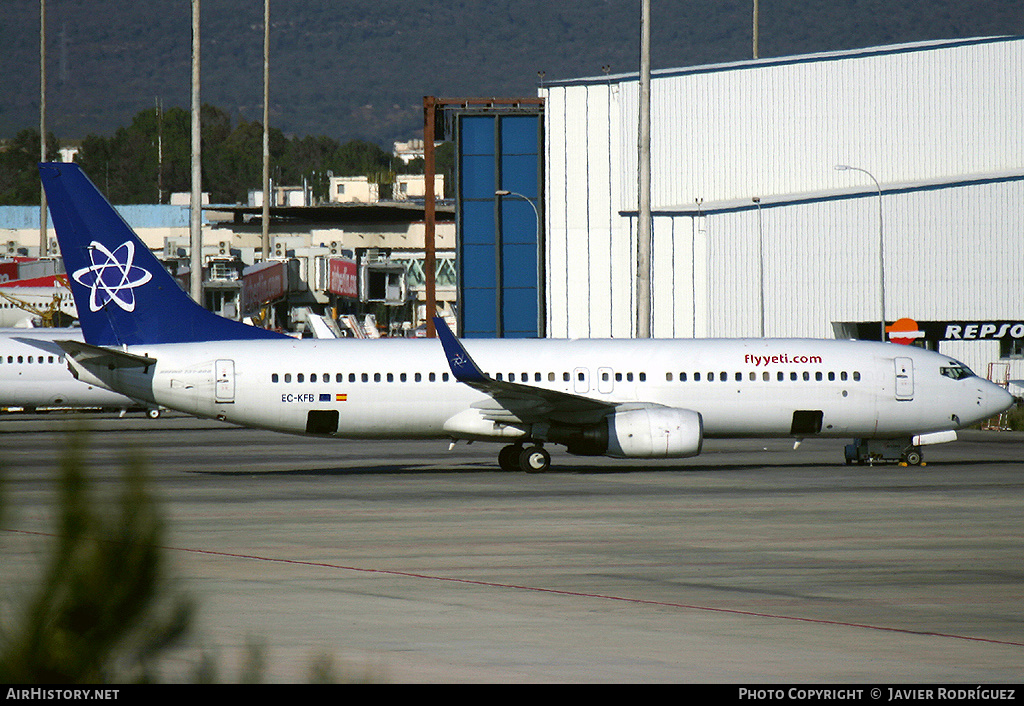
[336,393,348,402]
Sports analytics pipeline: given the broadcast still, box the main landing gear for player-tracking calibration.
[498,443,551,473]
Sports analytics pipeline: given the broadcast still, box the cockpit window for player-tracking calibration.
[940,364,975,380]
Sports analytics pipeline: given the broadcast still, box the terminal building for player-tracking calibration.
[537,35,1024,385]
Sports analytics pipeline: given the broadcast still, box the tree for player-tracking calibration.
[0,130,60,205]
[0,430,193,683]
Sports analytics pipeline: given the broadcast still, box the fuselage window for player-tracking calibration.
[429,372,436,382]
[680,372,687,382]
[400,373,407,382]
[707,372,714,381]
[297,373,305,383]
[535,372,542,382]
[853,372,861,381]
[563,372,570,382]
[496,373,503,381]
[840,371,848,381]
[803,372,810,381]
[828,372,835,381]
[548,372,556,382]
[615,372,623,382]
[815,372,822,381]
[719,372,727,382]
[387,373,394,382]
[284,373,292,383]
[694,372,701,381]
[442,372,449,382]
[311,374,317,382]
[790,372,797,381]
[626,372,634,382]
[361,373,369,382]
[374,373,381,382]
[272,373,279,383]
[415,373,422,382]
[336,373,343,383]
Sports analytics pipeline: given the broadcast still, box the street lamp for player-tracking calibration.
[835,165,885,343]
[495,190,542,335]
[495,190,540,228]
[753,197,764,337]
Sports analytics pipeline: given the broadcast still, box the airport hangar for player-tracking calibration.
[460,36,1023,389]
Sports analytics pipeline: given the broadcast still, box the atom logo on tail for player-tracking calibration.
[72,241,153,313]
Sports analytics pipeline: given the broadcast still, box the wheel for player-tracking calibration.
[519,445,550,473]
[904,450,922,466]
[147,407,161,419]
[498,444,522,472]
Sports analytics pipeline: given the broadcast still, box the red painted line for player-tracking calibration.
[8,528,1023,649]
[171,542,1024,649]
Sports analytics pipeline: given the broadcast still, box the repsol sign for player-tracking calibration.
[938,322,1024,340]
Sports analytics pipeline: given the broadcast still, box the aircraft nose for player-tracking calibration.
[985,383,1016,417]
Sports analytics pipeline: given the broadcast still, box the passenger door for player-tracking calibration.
[215,359,235,403]
[894,357,914,401]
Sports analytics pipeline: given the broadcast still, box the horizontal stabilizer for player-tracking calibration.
[56,339,157,371]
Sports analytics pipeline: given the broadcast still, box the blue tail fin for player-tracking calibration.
[40,162,287,346]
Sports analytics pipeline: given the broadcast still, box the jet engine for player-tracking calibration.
[551,406,704,459]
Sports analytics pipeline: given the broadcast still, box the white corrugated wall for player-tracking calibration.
[542,37,1024,380]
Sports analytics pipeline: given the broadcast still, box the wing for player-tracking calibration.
[433,317,614,425]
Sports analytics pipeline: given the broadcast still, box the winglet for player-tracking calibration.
[432,316,489,384]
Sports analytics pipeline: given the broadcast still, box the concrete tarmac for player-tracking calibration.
[2,412,1023,683]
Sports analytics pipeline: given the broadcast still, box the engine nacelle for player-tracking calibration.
[554,407,704,459]
[606,407,704,458]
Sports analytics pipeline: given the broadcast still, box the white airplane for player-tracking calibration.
[0,328,154,414]
[0,286,77,327]
[39,162,1015,471]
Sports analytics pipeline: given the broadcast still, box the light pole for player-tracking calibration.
[835,165,885,343]
[496,190,541,336]
[495,190,539,233]
[753,197,764,337]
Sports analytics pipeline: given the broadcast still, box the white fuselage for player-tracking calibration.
[74,336,1012,443]
[0,287,77,327]
[0,329,139,411]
